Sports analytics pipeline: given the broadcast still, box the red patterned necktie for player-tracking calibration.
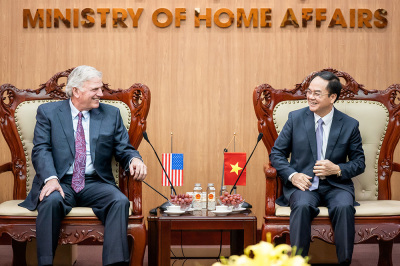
[71,112,86,193]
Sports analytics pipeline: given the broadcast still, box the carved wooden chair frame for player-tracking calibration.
[0,68,150,266]
[253,68,400,266]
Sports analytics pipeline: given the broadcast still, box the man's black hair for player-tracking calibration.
[310,71,342,103]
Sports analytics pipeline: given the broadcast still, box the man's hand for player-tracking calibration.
[313,160,340,177]
[39,179,65,201]
[291,173,312,191]
[129,158,147,181]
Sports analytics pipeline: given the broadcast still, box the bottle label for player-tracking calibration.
[208,193,214,200]
[195,193,201,201]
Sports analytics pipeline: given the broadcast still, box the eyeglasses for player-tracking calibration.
[305,89,330,99]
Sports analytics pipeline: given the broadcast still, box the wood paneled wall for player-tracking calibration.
[0,0,399,228]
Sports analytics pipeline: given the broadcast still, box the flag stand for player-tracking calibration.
[222,132,245,195]
[233,133,237,194]
[170,132,174,196]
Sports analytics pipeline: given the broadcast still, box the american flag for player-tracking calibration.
[162,153,184,186]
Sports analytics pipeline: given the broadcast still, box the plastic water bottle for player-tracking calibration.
[207,183,216,210]
[193,183,202,210]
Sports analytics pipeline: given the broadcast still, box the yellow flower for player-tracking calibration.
[212,233,309,266]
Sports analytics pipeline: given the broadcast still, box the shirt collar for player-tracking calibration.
[69,99,89,119]
[314,107,334,125]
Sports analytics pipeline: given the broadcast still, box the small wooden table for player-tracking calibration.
[147,209,257,265]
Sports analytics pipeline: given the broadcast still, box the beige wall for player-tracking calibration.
[0,0,399,228]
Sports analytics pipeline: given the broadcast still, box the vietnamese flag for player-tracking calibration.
[224,152,246,186]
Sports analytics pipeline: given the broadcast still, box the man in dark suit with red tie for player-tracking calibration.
[270,71,365,265]
[19,65,147,266]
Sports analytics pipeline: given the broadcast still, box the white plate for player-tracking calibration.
[211,210,232,216]
[164,210,185,216]
[231,207,246,213]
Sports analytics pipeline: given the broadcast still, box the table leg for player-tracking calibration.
[243,219,257,248]
[159,220,172,265]
[148,219,159,266]
[230,230,244,255]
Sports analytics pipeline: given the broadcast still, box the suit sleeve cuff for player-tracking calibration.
[44,176,59,184]
[288,172,297,182]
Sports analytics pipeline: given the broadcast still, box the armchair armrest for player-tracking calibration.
[127,173,143,216]
[392,162,400,173]
[264,162,277,216]
[0,162,12,175]
[117,167,143,216]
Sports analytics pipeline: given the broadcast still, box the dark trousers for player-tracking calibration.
[289,180,355,264]
[36,175,130,266]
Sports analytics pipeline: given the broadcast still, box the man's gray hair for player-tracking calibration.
[65,65,102,97]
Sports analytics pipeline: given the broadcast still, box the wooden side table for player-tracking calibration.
[147,210,257,265]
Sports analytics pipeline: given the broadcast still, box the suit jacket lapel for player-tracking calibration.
[305,109,318,161]
[89,107,103,163]
[325,108,343,160]
[57,100,74,155]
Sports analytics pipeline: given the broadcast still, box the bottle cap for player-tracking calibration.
[195,183,201,187]
[208,183,214,187]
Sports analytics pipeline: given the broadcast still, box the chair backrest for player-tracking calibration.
[253,68,400,201]
[15,100,131,192]
[0,68,150,214]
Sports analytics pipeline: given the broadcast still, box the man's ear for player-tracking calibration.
[72,87,80,98]
[330,93,337,103]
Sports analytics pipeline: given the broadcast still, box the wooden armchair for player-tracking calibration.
[253,69,400,266]
[0,68,150,266]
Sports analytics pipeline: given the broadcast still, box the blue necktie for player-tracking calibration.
[309,118,323,191]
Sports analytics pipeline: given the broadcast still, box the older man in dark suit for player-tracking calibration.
[270,71,365,265]
[19,65,147,266]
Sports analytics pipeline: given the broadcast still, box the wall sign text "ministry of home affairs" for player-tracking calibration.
[23,8,388,29]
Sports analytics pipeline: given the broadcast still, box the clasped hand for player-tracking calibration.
[313,160,340,177]
[292,160,339,191]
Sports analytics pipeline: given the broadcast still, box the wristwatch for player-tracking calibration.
[337,169,342,177]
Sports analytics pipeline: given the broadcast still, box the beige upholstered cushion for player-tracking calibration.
[0,200,133,216]
[14,99,131,194]
[276,200,400,217]
[273,100,388,201]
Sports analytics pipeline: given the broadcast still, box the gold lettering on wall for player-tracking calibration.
[374,9,388,28]
[260,8,272,28]
[45,9,52,28]
[237,8,258,28]
[73,9,79,28]
[214,8,234,28]
[22,7,388,29]
[23,9,44,28]
[329,8,347,28]
[152,8,173,28]
[195,8,212,27]
[358,9,373,28]
[175,8,186,27]
[81,8,95,28]
[54,9,71,28]
[97,8,110,28]
[350,9,356,28]
[302,8,313,27]
[113,8,128,28]
[280,8,299,27]
[315,8,327,27]
[127,8,143,27]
